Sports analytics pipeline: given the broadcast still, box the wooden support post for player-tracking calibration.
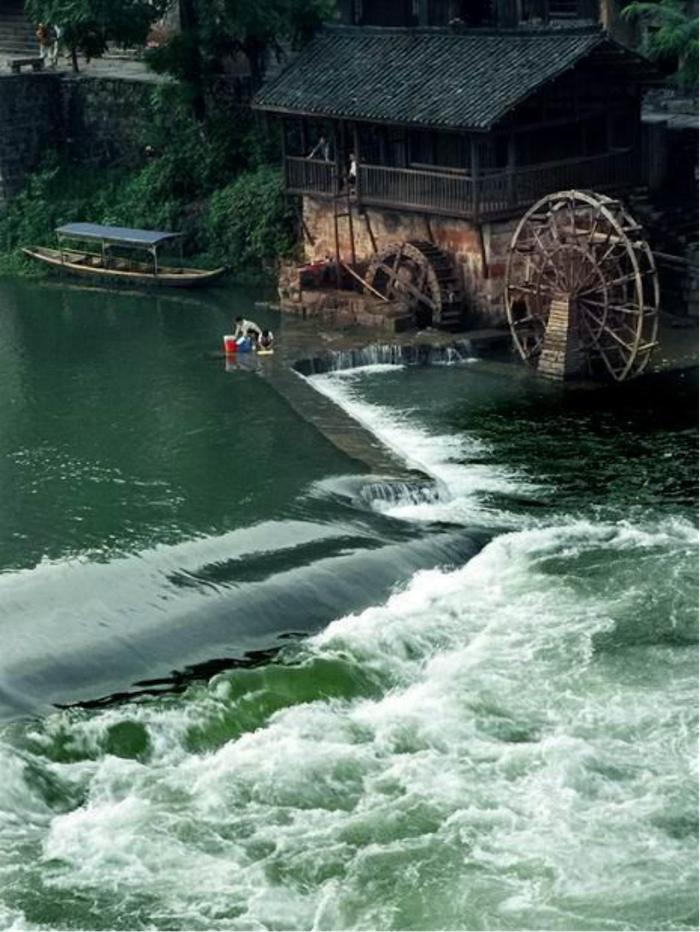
[347,203,357,269]
[332,122,342,194]
[333,205,342,289]
[281,121,288,187]
[353,122,361,203]
[364,210,378,254]
[507,132,516,208]
[471,136,480,219]
[300,119,308,157]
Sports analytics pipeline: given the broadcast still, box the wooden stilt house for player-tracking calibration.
[253,0,658,328]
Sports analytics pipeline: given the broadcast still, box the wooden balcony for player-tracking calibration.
[284,149,638,221]
[285,156,336,197]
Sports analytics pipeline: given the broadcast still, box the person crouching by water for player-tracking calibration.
[258,329,274,351]
[232,315,262,348]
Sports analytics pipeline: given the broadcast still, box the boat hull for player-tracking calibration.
[22,247,226,289]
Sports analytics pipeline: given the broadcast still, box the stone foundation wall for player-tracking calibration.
[302,196,517,326]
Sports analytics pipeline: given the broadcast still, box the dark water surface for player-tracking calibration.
[0,278,696,931]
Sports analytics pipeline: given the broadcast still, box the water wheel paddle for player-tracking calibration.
[505,190,659,381]
[365,240,463,328]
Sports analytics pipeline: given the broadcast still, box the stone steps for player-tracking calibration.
[0,8,37,57]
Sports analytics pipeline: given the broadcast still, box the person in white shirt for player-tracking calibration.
[232,316,262,344]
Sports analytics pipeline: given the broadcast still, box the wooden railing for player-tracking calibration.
[478,149,638,216]
[358,164,473,216]
[284,149,637,219]
[285,156,337,196]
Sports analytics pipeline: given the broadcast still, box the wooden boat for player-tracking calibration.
[23,223,226,289]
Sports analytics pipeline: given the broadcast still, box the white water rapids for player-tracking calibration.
[0,363,696,931]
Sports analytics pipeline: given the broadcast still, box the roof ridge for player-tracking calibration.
[323,22,604,37]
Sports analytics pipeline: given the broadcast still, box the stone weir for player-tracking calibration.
[255,308,511,479]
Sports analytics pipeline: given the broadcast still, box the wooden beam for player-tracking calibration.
[341,261,389,301]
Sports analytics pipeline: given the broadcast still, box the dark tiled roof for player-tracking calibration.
[254,26,648,130]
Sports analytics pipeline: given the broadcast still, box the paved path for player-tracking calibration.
[0,51,168,83]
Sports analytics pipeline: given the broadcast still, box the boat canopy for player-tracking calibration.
[55,223,183,248]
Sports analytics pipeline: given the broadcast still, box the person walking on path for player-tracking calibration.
[48,24,61,68]
[36,23,60,68]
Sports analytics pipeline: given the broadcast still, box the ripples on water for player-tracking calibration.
[0,301,697,930]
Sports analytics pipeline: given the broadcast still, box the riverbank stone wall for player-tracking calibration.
[0,74,62,205]
[61,76,156,168]
[301,195,516,326]
[0,71,157,208]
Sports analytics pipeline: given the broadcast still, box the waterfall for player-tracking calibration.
[293,340,475,375]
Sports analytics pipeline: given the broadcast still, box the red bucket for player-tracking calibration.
[223,335,237,354]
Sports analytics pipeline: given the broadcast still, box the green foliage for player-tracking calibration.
[0,2,310,278]
[0,154,128,274]
[147,0,335,101]
[0,150,296,279]
[25,0,169,69]
[622,0,699,92]
[205,166,297,274]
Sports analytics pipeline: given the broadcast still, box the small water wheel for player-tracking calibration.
[365,240,463,328]
[505,190,659,381]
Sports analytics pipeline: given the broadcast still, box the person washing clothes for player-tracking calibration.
[258,329,274,351]
[232,316,262,349]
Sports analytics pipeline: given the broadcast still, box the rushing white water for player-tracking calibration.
[0,364,696,931]
[309,366,542,526]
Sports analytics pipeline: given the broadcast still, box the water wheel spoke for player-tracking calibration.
[372,259,433,311]
[530,226,558,262]
[578,272,639,297]
[582,309,638,353]
[512,313,546,327]
[508,281,556,297]
[578,297,642,316]
[592,236,626,267]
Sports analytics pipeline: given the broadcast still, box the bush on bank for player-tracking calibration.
[0,157,297,280]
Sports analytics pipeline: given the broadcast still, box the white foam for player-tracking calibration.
[308,369,540,526]
[7,508,692,929]
[0,368,696,930]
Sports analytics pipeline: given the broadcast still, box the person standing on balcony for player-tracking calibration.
[348,152,357,190]
[307,135,330,160]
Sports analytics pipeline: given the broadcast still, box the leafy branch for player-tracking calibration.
[622,0,699,92]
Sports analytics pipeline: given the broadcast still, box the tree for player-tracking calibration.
[217,0,336,88]
[147,0,335,118]
[622,0,699,93]
[26,0,170,72]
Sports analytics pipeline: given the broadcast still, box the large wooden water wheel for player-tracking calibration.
[365,240,463,328]
[505,190,659,381]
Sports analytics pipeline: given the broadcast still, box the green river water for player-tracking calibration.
[0,277,697,931]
